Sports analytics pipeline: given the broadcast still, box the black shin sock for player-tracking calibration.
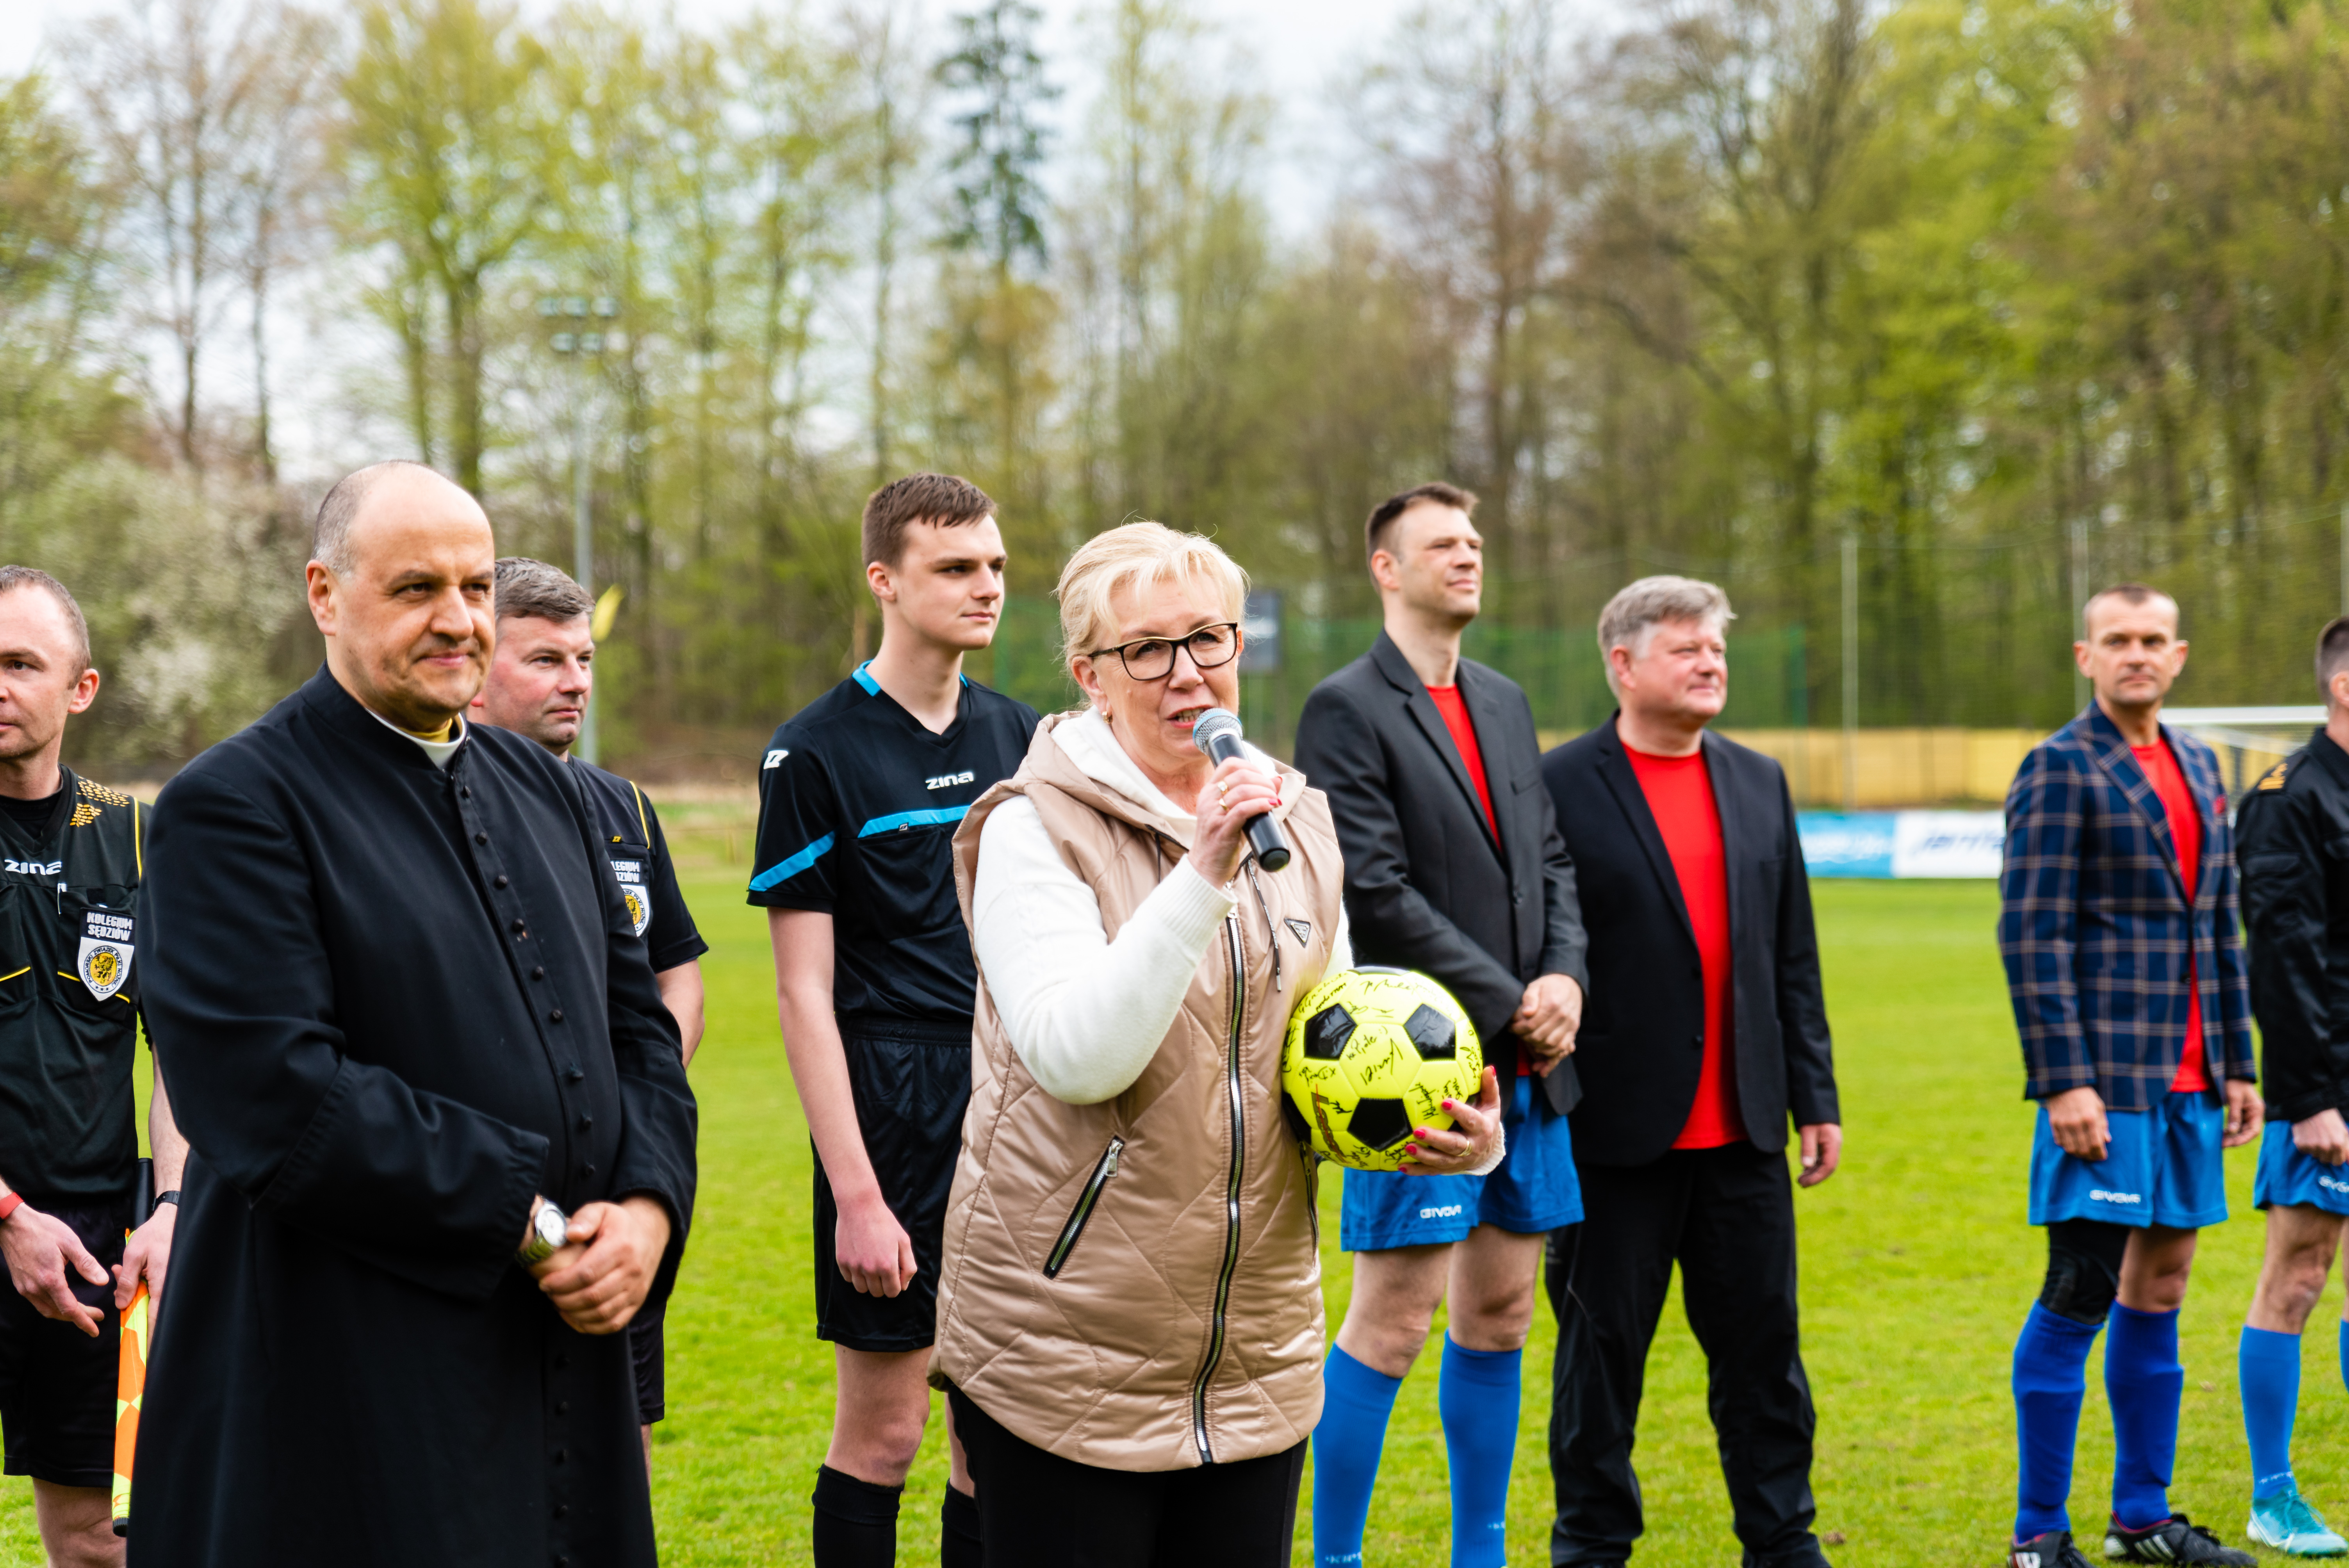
[812,1465,903,1568]
[941,1484,982,1568]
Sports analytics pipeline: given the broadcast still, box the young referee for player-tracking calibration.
[749,475,1037,1568]
[469,556,709,1470]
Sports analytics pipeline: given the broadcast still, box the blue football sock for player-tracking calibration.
[2240,1325,2301,1500]
[2108,1303,2184,1529]
[2339,1319,2349,1401]
[1314,1345,1403,1568]
[1437,1337,1520,1568]
[2014,1301,2101,1539]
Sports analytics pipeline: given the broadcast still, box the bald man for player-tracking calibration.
[129,462,698,1566]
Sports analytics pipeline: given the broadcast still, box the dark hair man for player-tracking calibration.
[131,462,697,1565]
[1998,584,2260,1568]
[1538,576,1841,1568]
[748,473,1037,1568]
[470,556,709,1470]
[1292,482,1590,1568]
[2226,616,2349,1557]
[0,568,184,1568]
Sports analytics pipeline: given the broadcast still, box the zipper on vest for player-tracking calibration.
[1042,1136,1124,1279]
[1191,911,1248,1466]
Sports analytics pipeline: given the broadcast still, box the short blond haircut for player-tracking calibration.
[1057,521,1249,668]
[1598,575,1735,694]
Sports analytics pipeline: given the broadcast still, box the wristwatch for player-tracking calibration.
[517,1199,569,1266]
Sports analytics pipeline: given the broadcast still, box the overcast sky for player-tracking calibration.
[6,0,1419,110]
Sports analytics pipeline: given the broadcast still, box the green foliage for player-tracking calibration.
[14,0,2349,766]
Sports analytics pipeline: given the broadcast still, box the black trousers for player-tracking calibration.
[946,1384,1305,1567]
[1545,1142,1825,1568]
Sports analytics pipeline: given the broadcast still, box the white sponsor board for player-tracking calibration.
[1797,811,2004,878]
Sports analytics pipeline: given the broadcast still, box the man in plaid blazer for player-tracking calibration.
[1998,584,2262,1568]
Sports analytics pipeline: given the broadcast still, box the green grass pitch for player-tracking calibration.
[3,877,2335,1564]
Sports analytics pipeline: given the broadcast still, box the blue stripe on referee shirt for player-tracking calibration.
[747,832,836,892]
[857,806,971,838]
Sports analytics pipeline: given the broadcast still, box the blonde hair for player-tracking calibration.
[1057,521,1249,668]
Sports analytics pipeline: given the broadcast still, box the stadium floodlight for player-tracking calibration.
[538,289,614,763]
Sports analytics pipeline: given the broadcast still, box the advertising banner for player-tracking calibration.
[1796,811,2005,878]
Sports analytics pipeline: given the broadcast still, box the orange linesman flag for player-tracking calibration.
[110,1275,149,1535]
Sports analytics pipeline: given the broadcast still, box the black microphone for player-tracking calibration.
[1192,708,1292,871]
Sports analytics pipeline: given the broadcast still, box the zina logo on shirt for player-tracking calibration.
[926,770,976,791]
[78,909,133,1002]
[763,748,788,769]
[611,858,652,939]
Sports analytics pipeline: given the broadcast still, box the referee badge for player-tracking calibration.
[610,857,652,939]
[78,909,134,1001]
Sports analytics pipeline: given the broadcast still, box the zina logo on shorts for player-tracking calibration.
[2089,1188,2144,1205]
[78,909,134,1002]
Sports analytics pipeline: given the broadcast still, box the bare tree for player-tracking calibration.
[231,2,339,483]
[78,0,257,467]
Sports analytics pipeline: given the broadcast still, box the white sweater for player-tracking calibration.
[971,710,1353,1106]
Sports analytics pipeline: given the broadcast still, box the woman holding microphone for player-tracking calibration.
[937,521,1504,1564]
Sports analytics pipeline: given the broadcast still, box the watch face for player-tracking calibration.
[536,1205,567,1249]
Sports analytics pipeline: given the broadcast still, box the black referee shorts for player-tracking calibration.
[0,1199,127,1490]
[812,1022,972,1353]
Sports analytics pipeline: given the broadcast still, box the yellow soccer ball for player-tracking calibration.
[1281,967,1483,1171]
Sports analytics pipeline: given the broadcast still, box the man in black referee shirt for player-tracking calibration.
[471,555,709,1468]
[750,474,1037,1568]
[0,567,185,1568]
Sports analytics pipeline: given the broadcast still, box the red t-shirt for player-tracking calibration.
[1426,684,1498,839]
[1625,744,1743,1148]
[2132,740,2208,1093]
[1427,683,1522,1074]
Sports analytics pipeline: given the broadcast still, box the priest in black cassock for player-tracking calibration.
[130,461,697,1564]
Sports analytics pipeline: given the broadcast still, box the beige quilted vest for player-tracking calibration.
[934,713,1346,1471]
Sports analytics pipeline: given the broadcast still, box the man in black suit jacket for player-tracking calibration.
[1540,576,1840,1568]
[1294,483,1590,1568]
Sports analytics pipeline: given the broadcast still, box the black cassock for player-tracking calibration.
[131,670,697,1565]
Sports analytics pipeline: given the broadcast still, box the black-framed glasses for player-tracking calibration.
[1088,622,1242,681]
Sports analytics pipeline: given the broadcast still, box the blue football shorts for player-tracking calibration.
[1339,1072,1583,1251]
[2028,1088,2227,1230]
[2253,1118,2349,1216]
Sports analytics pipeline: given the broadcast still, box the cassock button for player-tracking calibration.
[578,1115,593,1131]
[556,1400,569,1415]
[533,966,546,980]
[475,831,489,845]
[567,1069,585,1082]
[554,1504,568,1518]
[554,1354,568,1369]
[459,787,470,798]
[494,875,509,889]
[549,1008,564,1023]
[512,919,528,935]
[584,1164,596,1176]
[553,1448,567,1465]
[1691,1034,1703,1049]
